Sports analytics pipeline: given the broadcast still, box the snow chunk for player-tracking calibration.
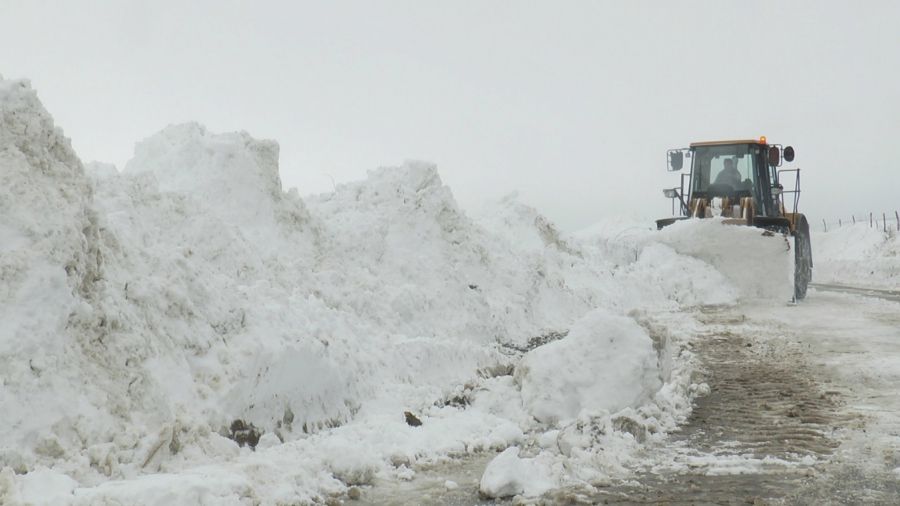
[1,467,77,506]
[515,309,662,424]
[537,430,561,450]
[479,447,554,498]
[480,447,527,497]
[320,437,382,485]
[255,432,281,450]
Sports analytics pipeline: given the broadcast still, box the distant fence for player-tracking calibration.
[820,212,900,233]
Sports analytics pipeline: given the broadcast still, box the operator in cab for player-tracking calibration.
[713,158,742,187]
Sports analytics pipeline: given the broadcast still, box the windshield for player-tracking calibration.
[691,144,757,195]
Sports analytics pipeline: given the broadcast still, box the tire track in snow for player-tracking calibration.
[357,300,876,505]
[681,324,843,460]
[580,307,850,505]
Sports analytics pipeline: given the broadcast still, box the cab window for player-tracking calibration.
[692,144,755,194]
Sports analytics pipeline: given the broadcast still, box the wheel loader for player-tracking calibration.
[657,137,812,300]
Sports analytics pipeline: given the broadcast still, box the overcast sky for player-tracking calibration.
[3,1,898,231]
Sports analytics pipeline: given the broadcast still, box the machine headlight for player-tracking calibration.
[663,189,677,198]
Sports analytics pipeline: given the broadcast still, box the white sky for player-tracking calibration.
[3,1,898,231]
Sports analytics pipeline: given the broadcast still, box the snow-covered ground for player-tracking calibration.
[811,225,900,290]
[1,76,898,505]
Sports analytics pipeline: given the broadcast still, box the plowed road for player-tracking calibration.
[361,286,900,505]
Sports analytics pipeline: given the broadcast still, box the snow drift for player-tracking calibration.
[0,75,738,504]
[811,225,900,290]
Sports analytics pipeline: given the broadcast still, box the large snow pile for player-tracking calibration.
[1,76,732,504]
[811,225,900,290]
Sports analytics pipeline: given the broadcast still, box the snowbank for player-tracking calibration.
[811,225,900,290]
[0,76,729,504]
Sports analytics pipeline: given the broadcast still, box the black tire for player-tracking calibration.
[794,216,813,301]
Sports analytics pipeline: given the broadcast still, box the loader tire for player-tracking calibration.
[793,216,812,301]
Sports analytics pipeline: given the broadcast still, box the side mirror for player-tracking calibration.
[771,184,784,196]
[767,146,781,166]
[783,146,795,162]
[668,150,684,171]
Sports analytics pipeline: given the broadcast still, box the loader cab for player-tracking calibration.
[661,137,800,229]
[688,141,779,218]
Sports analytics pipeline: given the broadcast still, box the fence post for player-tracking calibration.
[870,213,873,227]
[884,213,888,233]
[822,219,827,232]
[853,215,856,225]
[839,219,842,227]
[896,211,899,231]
